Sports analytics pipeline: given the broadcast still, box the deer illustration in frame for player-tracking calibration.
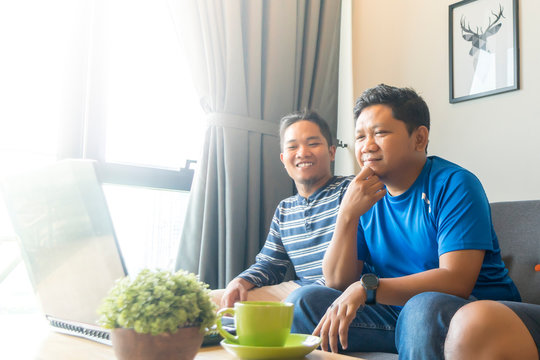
[449,0,519,103]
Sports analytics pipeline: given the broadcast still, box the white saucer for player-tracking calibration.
[220,333,321,359]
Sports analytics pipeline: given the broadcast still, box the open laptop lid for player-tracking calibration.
[1,159,127,327]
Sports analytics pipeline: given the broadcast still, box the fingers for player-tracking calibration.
[352,166,383,192]
[313,315,324,336]
[313,304,335,352]
[238,286,248,301]
[220,291,237,309]
[341,169,386,218]
[221,287,243,308]
[221,279,254,308]
[316,286,366,353]
[318,313,332,352]
[328,308,341,353]
[330,303,356,352]
[357,165,375,179]
[316,303,351,353]
[354,169,384,191]
[339,304,358,351]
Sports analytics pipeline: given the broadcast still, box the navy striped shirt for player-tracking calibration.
[238,176,352,287]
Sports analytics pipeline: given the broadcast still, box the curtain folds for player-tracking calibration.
[169,0,342,289]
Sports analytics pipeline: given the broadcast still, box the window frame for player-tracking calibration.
[57,111,195,192]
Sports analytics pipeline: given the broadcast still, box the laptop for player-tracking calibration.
[1,159,127,345]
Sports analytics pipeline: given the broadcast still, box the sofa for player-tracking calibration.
[346,200,540,360]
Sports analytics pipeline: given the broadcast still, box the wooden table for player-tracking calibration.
[1,314,365,360]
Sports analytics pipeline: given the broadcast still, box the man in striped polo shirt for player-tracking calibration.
[213,110,352,308]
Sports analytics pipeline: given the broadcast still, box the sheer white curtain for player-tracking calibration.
[0,0,94,318]
[169,0,342,288]
[0,0,206,312]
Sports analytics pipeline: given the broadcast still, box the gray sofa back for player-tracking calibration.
[491,200,540,305]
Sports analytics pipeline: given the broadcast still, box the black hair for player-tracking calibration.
[279,110,333,149]
[353,84,430,134]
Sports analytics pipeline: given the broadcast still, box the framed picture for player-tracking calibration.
[449,0,519,103]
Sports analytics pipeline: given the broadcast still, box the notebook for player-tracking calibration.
[1,159,128,345]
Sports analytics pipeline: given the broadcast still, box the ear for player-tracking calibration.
[280,152,285,164]
[328,145,336,161]
[414,126,429,152]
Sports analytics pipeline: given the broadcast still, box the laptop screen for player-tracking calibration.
[1,159,127,326]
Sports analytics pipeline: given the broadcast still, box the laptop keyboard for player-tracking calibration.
[47,316,111,345]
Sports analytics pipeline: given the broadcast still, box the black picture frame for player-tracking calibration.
[449,0,519,103]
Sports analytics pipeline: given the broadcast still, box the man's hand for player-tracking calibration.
[220,277,255,308]
[313,282,366,353]
[340,166,386,220]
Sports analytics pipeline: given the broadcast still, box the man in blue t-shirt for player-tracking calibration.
[286,84,520,360]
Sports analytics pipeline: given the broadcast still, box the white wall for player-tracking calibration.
[336,0,540,202]
[335,0,360,176]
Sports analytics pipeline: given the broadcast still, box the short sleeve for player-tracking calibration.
[434,170,493,255]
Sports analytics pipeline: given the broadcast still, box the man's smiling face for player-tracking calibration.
[280,120,335,197]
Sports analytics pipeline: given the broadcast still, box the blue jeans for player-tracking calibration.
[285,285,473,359]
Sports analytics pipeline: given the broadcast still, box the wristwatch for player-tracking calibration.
[360,273,379,305]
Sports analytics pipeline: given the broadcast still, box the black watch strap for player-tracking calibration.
[360,273,379,305]
[365,287,376,305]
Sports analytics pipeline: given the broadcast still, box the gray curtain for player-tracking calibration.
[169,0,342,289]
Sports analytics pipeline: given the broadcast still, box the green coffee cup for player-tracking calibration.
[216,301,294,347]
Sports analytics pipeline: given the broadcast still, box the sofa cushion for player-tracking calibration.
[490,200,540,305]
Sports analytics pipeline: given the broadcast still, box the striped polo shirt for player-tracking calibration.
[238,175,353,287]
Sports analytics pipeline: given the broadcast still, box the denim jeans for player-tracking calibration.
[285,285,473,360]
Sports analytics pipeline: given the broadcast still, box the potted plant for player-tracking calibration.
[98,269,217,360]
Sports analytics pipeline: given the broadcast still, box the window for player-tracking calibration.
[84,0,205,178]
[0,0,203,314]
[103,184,191,275]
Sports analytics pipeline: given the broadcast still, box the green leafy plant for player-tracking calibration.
[98,269,216,335]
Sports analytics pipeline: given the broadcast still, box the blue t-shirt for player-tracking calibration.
[357,156,520,301]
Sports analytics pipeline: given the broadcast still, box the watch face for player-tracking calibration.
[362,274,378,288]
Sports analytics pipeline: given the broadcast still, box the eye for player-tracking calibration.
[355,135,365,141]
[287,145,297,150]
[308,142,322,147]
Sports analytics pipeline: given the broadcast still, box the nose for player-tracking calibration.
[296,144,311,157]
[361,135,378,153]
